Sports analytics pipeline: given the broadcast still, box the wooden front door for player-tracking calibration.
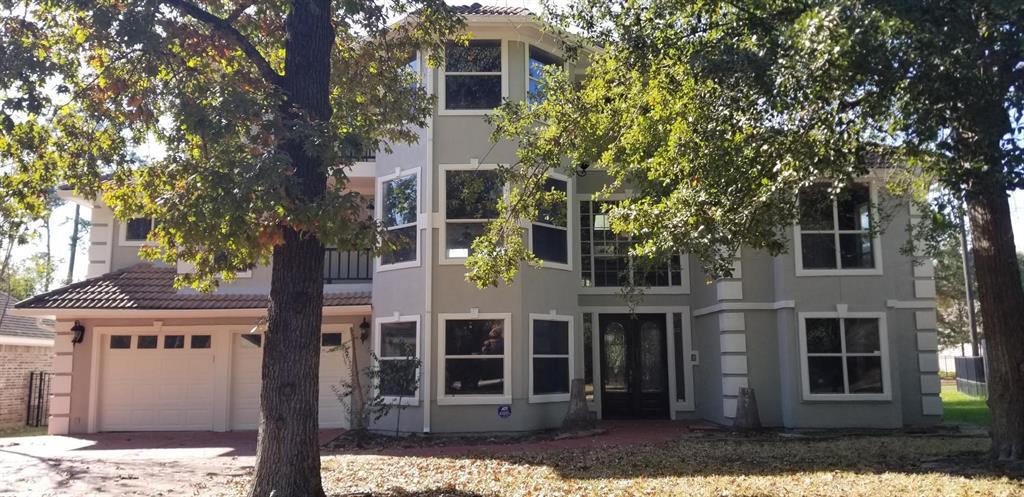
[599,314,669,419]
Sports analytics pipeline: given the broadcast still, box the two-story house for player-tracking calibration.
[13,4,943,435]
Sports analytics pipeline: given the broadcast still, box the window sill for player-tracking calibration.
[528,394,569,404]
[438,109,495,116]
[795,268,884,277]
[377,259,421,272]
[119,240,153,247]
[381,396,420,406]
[536,261,572,272]
[801,393,892,402]
[436,395,511,406]
[578,286,689,295]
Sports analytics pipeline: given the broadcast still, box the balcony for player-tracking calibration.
[324,248,373,283]
[341,145,376,162]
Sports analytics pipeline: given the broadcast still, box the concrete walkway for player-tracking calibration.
[0,422,696,496]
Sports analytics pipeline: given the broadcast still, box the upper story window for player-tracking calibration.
[528,46,561,104]
[120,217,154,246]
[531,176,570,268]
[799,314,890,401]
[796,183,880,275]
[443,40,503,111]
[579,200,684,289]
[442,166,503,261]
[378,169,419,269]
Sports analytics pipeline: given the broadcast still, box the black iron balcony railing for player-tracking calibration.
[324,248,373,283]
[341,146,376,162]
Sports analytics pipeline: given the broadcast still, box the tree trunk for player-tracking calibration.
[66,204,81,285]
[247,1,334,496]
[965,172,1024,461]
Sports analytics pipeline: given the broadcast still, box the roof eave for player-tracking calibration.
[8,304,373,320]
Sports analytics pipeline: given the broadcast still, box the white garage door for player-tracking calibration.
[230,332,350,430]
[98,333,216,431]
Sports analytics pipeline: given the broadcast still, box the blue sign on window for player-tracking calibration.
[497,404,512,418]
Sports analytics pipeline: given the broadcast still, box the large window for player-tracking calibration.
[579,200,685,289]
[375,315,420,403]
[796,183,880,274]
[378,169,419,268]
[529,314,573,402]
[442,166,503,261]
[528,45,561,104]
[531,176,570,268]
[438,313,511,404]
[443,40,503,111]
[799,314,890,401]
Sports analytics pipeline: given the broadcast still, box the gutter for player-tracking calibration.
[8,304,373,320]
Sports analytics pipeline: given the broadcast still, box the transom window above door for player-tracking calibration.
[796,183,881,275]
[579,200,685,289]
[443,40,503,111]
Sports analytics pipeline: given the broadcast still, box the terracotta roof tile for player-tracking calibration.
[450,3,531,16]
[15,264,371,311]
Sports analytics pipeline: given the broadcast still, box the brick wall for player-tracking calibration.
[0,344,54,429]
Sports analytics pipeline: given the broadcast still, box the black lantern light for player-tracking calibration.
[70,320,86,345]
[574,162,590,177]
[358,317,371,343]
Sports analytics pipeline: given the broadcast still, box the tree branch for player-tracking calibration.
[162,0,284,87]
[226,1,254,23]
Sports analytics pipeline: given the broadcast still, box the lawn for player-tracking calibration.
[942,382,991,426]
[320,434,1021,497]
[0,426,46,438]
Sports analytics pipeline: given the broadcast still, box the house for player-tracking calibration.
[0,291,54,430]
[11,4,943,435]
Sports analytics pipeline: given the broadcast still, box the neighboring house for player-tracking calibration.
[11,4,942,435]
[0,291,55,429]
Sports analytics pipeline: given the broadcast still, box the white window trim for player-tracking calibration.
[438,39,509,116]
[797,310,892,402]
[529,172,573,271]
[524,43,567,105]
[794,181,884,277]
[118,217,154,247]
[528,313,574,403]
[437,312,512,405]
[374,313,422,406]
[439,163,505,265]
[376,167,422,272]
[575,195,691,293]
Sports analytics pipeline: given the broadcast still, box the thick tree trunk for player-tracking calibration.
[248,1,334,496]
[965,173,1024,461]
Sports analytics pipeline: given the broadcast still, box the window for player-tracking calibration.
[442,40,503,111]
[582,313,594,401]
[672,312,686,402]
[164,335,185,349]
[799,314,890,401]
[797,183,880,274]
[442,167,503,261]
[121,217,154,245]
[528,46,561,104]
[579,200,685,288]
[110,335,131,349]
[531,177,570,268]
[529,315,573,402]
[321,333,343,347]
[137,335,158,349]
[378,170,419,268]
[438,313,511,404]
[375,317,420,402]
[191,335,211,349]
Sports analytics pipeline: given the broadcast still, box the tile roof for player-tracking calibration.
[14,264,371,311]
[450,3,531,16]
[1,292,55,339]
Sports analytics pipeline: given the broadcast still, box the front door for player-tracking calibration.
[599,314,669,419]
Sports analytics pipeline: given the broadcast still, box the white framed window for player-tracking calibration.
[439,39,507,115]
[440,164,504,264]
[529,313,573,403]
[374,314,421,405]
[798,311,891,401]
[794,182,883,276]
[530,174,571,270]
[119,217,154,246]
[437,312,512,405]
[526,44,562,104]
[376,168,420,270]
[578,199,688,292]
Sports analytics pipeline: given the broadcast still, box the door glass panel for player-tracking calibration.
[602,321,627,392]
[639,320,665,393]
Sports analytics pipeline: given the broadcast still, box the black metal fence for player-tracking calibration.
[954,356,987,398]
[26,371,51,427]
[324,248,373,283]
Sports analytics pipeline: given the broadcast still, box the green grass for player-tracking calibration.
[941,382,991,426]
[0,425,47,438]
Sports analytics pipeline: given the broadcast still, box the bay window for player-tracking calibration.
[531,176,569,267]
[529,314,573,402]
[438,313,511,404]
[528,45,561,104]
[443,40,503,111]
[378,169,419,268]
[442,166,503,261]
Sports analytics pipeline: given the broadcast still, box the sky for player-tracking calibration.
[10,0,1024,287]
